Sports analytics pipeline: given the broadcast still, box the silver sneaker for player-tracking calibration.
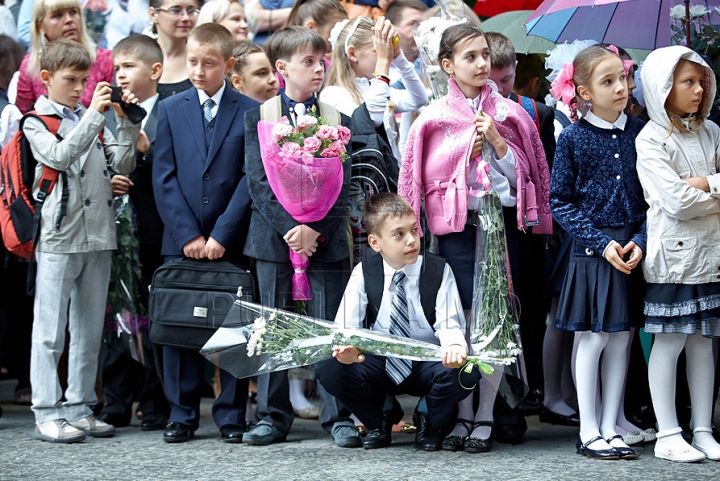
[34,419,86,443]
[69,415,116,437]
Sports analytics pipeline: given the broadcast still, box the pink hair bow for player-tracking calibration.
[606,45,636,76]
[550,62,576,105]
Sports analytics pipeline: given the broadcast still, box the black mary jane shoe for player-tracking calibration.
[539,408,580,427]
[576,436,620,460]
[441,419,474,452]
[606,435,639,460]
[464,421,494,454]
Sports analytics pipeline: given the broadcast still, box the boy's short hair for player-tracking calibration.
[264,26,326,68]
[40,38,92,74]
[385,0,428,25]
[362,193,415,236]
[113,34,164,67]
[515,53,546,90]
[188,23,234,61]
[485,32,516,71]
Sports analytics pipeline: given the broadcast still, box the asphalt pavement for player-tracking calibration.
[1,378,719,481]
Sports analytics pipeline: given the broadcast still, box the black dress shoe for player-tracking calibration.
[539,408,580,427]
[221,425,245,443]
[606,435,639,460]
[464,421,494,453]
[141,413,168,431]
[495,424,524,445]
[441,419,473,452]
[362,408,398,449]
[576,436,620,460]
[413,412,443,451]
[96,412,131,428]
[163,422,194,443]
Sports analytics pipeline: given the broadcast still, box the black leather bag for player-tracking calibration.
[148,258,255,349]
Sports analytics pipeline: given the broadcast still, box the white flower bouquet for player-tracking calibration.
[200,300,499,380]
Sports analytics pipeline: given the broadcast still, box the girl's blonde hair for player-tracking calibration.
[27,0,96,76]
[666,58,712,135]
[196,0,242,27]
[326,18,372,105]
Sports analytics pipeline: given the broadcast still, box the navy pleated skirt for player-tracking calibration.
[555,223,645,333]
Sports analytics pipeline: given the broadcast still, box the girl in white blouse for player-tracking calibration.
[320,16,427,162]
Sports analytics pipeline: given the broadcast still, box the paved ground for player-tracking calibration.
[1,378,719,481]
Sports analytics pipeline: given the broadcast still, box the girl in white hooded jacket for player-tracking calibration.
[636,46,720,463]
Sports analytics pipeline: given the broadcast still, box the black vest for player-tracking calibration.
[361,247,446,330]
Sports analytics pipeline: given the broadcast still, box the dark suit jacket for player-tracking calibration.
[105,101,163,245]
[152,86,259,257]
[509,92,556,169]
[243,100,352,264]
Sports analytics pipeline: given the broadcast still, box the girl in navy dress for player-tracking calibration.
[550,45,646,460]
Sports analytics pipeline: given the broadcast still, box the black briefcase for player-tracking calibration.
[148,258,255,349]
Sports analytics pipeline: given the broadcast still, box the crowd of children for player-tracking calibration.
[0,0,720,465]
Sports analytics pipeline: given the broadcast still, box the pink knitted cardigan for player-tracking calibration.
[398,78,552,236]
[16,47,114,114]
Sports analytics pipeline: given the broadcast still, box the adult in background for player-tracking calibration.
[197,0,249,48]
[149,0,199,100]
[15,0,114,114]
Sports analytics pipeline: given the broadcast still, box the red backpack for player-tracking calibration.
[0,112,65,259]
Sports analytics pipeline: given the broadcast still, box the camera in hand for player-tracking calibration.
[109,86,146,124]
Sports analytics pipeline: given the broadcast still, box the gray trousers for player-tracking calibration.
[30,251,112,424]
[254,259,351,435]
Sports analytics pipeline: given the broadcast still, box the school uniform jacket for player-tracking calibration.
[152,86,259,257]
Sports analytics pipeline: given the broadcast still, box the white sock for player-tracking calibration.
[685,333,720,449]
[449,392,474,437]
[471,368,503,439]
[575,331,612,450]
[599,331,631,448]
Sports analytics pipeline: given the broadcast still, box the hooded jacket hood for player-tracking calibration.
[640,45,715,129]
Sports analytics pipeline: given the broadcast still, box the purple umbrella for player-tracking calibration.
[524,0,720,50]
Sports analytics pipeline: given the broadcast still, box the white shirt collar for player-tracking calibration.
[197,81,226,109]
[139,94,159,129]
[49,99,82,124]
[382,255,422,287]
[585,110,627,131]
[466,94,481,114]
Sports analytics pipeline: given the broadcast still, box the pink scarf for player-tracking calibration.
[399,78,552,236]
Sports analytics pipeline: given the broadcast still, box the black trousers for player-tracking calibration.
[316,354,480,432]
[254,258,351,435]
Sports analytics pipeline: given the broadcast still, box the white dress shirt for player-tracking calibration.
[465,94,518,209]
[197,81,226,120]
[0,102,22,148]
[335,255,467,350]
[139,93,159,130]
[584,110,627,131]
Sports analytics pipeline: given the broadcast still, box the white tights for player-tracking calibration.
[576,330,631,450]
[649,333,716,447]
[449,367,504,439]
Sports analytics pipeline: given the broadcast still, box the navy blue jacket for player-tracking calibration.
[550,117,648,254]
[152,86,259,257]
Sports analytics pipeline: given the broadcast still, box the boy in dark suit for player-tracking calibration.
[315,193,480,451]
[152,23,258,443]
[100,34,169,431]
[242,26,359,448]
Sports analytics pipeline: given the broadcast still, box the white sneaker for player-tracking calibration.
[692,427,720,461]
[69,415,116,437]
[622,430,645,446]
[654,427,705,463]
[34,419,86,443]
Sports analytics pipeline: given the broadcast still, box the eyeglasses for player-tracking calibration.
[344,16,373,54]
[154,7,200,18]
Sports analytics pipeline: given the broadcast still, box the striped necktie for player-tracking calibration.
[203,98,215,123]
[386,270,412,385]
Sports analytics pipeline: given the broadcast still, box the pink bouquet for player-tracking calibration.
[258,109,350,302]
